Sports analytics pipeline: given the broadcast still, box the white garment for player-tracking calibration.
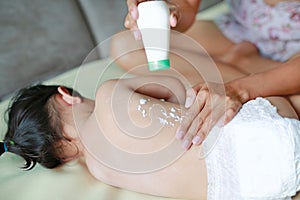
[204,98,300,200]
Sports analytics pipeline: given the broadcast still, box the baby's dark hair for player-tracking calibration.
[2,84,81,170]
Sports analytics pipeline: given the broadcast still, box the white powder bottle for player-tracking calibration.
[137,1,170,71]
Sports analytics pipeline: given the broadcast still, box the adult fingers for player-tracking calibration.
[185,83,204,108]
[191,102,226,145]
[126,0,143,40]
[183,93,221,148]
[176,90,208,140]
[126,0,139,20]
[124,14,135,29]
[124,13,141,40]
[181,85,224,147]
[127,0,149,20]
[223,100,242,125]
[191,96,242,145]
[193,83,203,93]
[185,87,196,108]
[168,1,180,27]
[182,114,205,149]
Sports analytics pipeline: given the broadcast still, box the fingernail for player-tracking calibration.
[170,15,177,27]
[185,97,193,108]
[192,135,201,145]
[130,10,138,20]
[185,88,195,108]
[133,30,141,40]
[183,139,191,150]
[176,130,184,140]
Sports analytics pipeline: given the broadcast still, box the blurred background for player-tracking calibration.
[0,0,222,101]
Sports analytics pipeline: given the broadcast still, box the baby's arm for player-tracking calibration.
[118,75,186,105]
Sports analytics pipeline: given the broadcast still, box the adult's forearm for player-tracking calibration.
[227,57,300,102]
[171,0,201,32]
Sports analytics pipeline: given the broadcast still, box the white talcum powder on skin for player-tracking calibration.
[137,98,183,127]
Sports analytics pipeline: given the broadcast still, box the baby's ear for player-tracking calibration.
[57,86,82,105]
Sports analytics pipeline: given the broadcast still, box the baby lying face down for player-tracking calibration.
[1,75,300,200]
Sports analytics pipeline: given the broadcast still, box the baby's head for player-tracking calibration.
[1,85,82,170]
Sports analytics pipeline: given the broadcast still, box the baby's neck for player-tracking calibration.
[71,98,95,129]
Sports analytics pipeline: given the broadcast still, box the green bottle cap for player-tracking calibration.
[148,59,170,71]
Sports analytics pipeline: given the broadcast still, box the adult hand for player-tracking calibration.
[176,82,246,150]
[125,0,180,40]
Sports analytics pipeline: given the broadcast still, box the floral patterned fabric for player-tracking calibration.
[215,0,300,61]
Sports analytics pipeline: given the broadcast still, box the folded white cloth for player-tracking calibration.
[204,98,300,200]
